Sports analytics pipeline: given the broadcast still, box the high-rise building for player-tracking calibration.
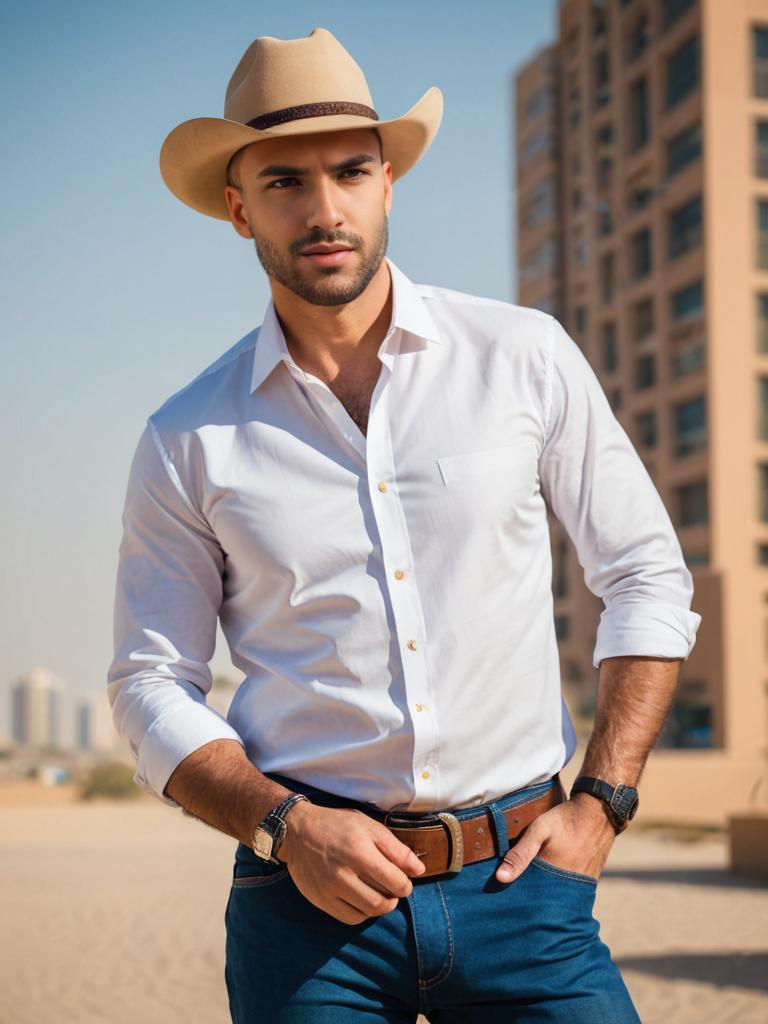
[514,0,768,824]
[75,692,120,753]
[10,668,65,749]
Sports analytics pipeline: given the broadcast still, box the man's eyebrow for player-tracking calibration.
[256,153,378,179]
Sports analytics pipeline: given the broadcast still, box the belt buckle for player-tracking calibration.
[437,811,464,873]
[384,809,465,874]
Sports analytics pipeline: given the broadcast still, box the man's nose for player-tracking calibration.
[305,178,344,233]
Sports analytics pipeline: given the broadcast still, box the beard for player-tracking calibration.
[248,212,389,307]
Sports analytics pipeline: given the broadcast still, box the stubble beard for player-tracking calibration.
[249,213,389,307]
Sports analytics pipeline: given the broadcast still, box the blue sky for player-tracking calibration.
[0,0,557,736]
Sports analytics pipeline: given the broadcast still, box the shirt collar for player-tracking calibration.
[249,256,441,394]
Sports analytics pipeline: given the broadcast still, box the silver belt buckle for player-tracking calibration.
[436,811,464,873]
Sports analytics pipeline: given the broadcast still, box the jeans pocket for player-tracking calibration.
[232,843,291,887]
[531,855,598,885]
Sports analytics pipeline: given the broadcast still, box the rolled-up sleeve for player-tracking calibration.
[107,418,245,807]
[538,315,702,670]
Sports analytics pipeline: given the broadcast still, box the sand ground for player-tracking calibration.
[0,793,766,1024]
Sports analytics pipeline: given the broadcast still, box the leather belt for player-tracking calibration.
[382,780,565,878]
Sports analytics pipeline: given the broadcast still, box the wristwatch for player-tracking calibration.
[570,776,639,834]
[251,792,310,864]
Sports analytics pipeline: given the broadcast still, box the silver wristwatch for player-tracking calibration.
[251,792,310,864]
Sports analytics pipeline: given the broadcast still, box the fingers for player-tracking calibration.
[372,826,427,880]
[496,824,545,883]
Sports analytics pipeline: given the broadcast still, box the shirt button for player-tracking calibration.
[378,481,388,493]
[394,569,405,580]
[406,639,418,651]
[422,770,430,780]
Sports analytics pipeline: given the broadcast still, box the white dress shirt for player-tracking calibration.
[108,256,701,813]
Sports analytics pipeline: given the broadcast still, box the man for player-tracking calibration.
[109,27,701,1023]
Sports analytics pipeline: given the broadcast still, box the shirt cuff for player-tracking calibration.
[592,601,702,670]
[134,682,246,807]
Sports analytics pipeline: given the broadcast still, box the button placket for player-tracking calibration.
[367,381,440,807]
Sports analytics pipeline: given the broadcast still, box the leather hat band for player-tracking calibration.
[246,101,379,131]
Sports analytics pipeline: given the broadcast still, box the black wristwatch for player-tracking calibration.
[570,776,639,834]
[251,792,310,864]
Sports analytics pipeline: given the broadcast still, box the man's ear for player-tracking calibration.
[223,185,255,239]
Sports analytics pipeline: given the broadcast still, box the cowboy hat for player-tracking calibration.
[159,27,444,220]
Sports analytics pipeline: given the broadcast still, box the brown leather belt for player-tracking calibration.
[382,780,565,878]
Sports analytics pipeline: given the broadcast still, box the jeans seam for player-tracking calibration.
[231,869,291,888]
[531,856,597,886]
[421,881,454,988]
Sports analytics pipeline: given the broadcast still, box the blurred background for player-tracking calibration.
[1,1,767,1022]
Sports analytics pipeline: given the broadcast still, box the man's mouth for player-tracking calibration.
[301,244,354,267]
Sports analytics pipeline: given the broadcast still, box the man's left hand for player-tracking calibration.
[495,792,617,884]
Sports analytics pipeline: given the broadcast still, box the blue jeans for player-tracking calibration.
[224,772,641,1022]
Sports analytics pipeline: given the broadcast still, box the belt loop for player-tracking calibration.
[488,801,509,856]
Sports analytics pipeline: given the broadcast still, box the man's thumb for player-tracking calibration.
[496,833,541,883]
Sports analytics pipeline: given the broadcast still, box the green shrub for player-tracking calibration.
[79,761,141,800]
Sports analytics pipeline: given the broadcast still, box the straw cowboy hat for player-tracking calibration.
[159,27,444,220]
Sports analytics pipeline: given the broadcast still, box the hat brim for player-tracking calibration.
[159,86,443,220]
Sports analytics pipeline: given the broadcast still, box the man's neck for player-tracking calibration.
[272,260,393,382]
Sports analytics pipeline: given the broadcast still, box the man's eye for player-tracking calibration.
[268,169,368,190]
[270,177,299,189]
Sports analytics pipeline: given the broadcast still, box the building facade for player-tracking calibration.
[515,0,768,824]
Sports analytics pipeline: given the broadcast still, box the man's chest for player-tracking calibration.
[198,350,544,592]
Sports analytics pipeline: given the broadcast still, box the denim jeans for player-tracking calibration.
[224,771,641,1022]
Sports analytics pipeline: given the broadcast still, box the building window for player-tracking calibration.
[756,121,768,179]
[663,0,696,30]
[592,0,608,39]
[627,184,654,214]
[634,353,656,389]
[753,26,768,99]
[627,11,649,63]
[574,225,588,265]
[683,550,709,567]
[554,537,569,598]
[554,614,570,640]
[597,122,614,148]
[594,49,611,109]
[522,179,555,227]
[632,296,655,341]
[758,294,768,353]
[758,464,768,522]
[666,122,702,180]
[577,303,589,335]
[526,85,553,120]
[628,76,650,153]
[757,199,768,270]
[666,35,700,110]
[668,194,703,260]
[674,395,707,457]
[636,408,658,447]
[657,680,714,749]
[602,322,618,371]
[596,199,614,237]
[609,388,622,411]
[759,543,768,566]
[671,279,704,321]
[758,377,768,441]
[600,251,615,304]
[630,226,653,279]
[678,480,708,526]
[672,339,705,377]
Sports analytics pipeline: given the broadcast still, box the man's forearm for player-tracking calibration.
[577,655,682,787]
[163,738,313,848]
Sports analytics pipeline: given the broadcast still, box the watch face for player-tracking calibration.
[252,828,275,860]
[610,785,639,821]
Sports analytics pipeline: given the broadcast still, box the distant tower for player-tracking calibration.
[75,691,119,753]
[11,668,65,749]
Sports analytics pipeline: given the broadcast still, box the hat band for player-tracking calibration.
[246,101,379,131]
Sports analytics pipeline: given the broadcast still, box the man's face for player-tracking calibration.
[224,128,392,307]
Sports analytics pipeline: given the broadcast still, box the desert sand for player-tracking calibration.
[0,792,766,1024]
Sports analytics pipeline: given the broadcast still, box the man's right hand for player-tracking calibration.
[277,801,427,925]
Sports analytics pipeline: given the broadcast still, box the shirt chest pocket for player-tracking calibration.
[435,442,539,506]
